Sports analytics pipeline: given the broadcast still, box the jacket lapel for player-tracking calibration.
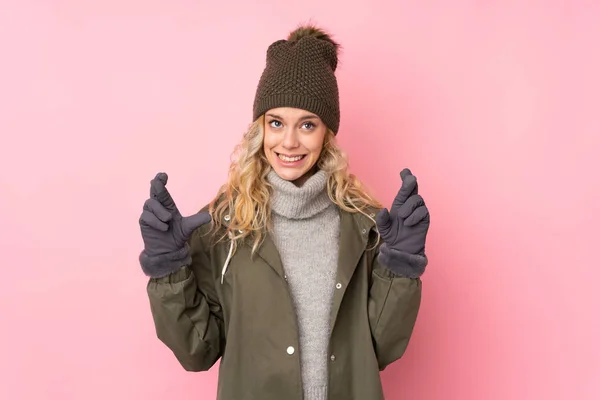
[329,209,376,332]
[255,232,287,280]
[219,211,286,280]
[221,205,377,322]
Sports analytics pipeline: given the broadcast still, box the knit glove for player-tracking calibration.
[375,168,430,278]
[138,172,211,278]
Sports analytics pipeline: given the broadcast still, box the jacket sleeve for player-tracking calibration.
[367,245,423,371]
[146,228,224,372]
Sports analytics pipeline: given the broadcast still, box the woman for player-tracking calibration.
[138,24,430,400]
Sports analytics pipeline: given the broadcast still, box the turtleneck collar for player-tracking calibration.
[267,168,333,220]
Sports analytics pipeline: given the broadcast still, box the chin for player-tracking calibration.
[273,167,304,181]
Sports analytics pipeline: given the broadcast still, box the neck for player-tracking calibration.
[291,165,318,187]
[267,168,332,219]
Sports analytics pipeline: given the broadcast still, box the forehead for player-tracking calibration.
[266,107,320,120]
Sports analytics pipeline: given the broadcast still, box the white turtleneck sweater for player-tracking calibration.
[267,168,340,400]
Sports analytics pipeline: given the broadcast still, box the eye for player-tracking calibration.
[269,120,282,128]
[302,121,316,130]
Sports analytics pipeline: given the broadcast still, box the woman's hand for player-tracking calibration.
[376,168,430,255]
[375,168,430,277]
[138,172,211,277]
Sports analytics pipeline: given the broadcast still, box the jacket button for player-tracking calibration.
[336,283,342,289]
[287,346,295,355]
[361,228,367,234]
[330,354,336,362]
[224,215,231,221]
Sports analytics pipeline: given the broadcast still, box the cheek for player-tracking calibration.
[263,131,276,151]
[306,131,326,156]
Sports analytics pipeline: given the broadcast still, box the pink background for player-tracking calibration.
[1,1,598,399]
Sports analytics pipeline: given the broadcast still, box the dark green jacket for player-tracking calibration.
[146,205,422,399]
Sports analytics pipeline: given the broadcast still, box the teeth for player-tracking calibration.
[278,154,304,162]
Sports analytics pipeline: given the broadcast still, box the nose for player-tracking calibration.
[281,128,299,149]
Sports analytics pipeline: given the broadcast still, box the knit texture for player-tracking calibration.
[267,169,340,400]
[253,32,341,133]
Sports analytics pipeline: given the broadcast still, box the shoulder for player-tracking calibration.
[339,204,381,232]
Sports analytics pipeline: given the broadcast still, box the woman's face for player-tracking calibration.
[263,107,327,185]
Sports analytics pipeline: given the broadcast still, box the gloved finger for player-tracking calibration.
[400,168,413,181]
[150,172,178,212]
[404,205,429,227]
[391,171,418,212]
[144,198,172,223]
[140,210,169,231]
[397,194,425,219]
[181,211,212,238]
[375,208,393,239]
[402,168,418,195]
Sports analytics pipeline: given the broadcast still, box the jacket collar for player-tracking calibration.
[219,205,380,284]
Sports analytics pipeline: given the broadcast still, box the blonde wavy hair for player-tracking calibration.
[207,115,383,255]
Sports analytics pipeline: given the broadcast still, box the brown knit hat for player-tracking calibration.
[252,25,341,134]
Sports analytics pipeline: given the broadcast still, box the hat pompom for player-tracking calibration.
[287,24,340,55]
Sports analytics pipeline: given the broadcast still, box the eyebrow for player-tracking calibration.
[266,113,319,122]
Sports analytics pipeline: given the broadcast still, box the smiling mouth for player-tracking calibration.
[276,153,306,162]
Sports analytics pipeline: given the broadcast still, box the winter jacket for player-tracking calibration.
[146,204,422,399]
